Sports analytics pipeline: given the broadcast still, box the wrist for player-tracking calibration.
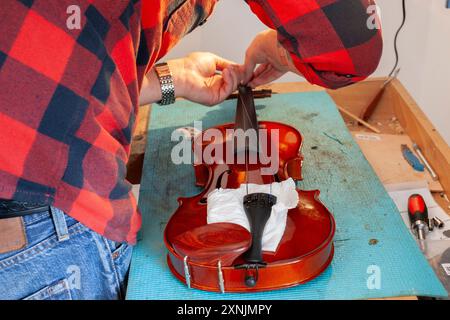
[167,59,188,99]
[153,62,176,105]
[139,59,190,106]
[138,68,162,106]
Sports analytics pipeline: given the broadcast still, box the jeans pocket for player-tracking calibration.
[106,240,132,295]
[112,243,132,278]
[22,278,73,300]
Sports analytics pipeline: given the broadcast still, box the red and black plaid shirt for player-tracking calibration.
[0,0,382,244]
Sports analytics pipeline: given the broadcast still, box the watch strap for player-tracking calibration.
[154,62,176,105]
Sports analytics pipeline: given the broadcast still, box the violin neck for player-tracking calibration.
[235,85,259,153]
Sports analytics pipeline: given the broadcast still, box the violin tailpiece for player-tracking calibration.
[243,193,277,265]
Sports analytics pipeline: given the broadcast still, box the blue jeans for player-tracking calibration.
[0,207,132,300]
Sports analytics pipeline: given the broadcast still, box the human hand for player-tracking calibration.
[243,29,297,88]
[169,52,245,106]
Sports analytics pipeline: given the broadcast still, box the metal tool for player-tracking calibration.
[401,144,424,172]
[441,193,450,203]
[408,194,429,240]
[360,69,400,121]
[440,192,450,210]
[412,143,438,181]
[428,218,434,232]
[433,217,444,229]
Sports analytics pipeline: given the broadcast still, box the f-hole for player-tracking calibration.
[199,169,231,204]
[215,169,231,189]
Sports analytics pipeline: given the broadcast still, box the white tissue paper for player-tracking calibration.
[207,178,299,252]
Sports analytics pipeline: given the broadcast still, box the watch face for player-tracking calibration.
[156,63,170,76]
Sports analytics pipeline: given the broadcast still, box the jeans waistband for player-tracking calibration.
[0,199,49,219]
[49,206,70,242]
[0,200,70,242]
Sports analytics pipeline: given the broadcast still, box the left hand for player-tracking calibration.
[170,52,245,106]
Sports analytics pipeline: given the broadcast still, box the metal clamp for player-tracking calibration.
[217,261,225,293]
[183,256,191,289]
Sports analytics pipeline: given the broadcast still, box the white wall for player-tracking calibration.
[164,0,267,71]
[376,0,450,145]
[409,1,450,144]
[164,0,450,144]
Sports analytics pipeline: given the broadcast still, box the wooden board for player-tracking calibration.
[352,132,443,192]
[388,79,450,196]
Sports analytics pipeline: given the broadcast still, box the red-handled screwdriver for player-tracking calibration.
[408,194,429,240]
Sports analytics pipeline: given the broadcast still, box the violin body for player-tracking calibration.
[163,87,335,293]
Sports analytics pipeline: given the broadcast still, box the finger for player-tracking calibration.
[214,55,245,88]
[217,69,241,103]
[216,70,235,103]
[235,64,249,85]
[248,64,274,88]
[198,75,222,106]
[243,49,260,84]
[230,64,248,90]
[252,63,271,79]
[226,66,238,91]
[249,67,286,88]
[212,54,238,72]
[197,69,235,107]
[242,61,256,84]
[249,71,283,88]
[243,45,269,84]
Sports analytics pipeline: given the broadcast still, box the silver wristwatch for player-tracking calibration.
[154,62,176,105]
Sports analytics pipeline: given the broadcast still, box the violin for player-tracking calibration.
[164,86,335,292]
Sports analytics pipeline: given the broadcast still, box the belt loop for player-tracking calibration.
[50,206,70,242]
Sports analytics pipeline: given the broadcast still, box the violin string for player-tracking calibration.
[237,93,255,196]
[245,151,249,195]
[237,94,258,139]
[237,92,274,196]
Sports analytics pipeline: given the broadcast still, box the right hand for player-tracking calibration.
[242,29,298,88]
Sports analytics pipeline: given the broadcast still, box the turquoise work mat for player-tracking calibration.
[126,91,446,300]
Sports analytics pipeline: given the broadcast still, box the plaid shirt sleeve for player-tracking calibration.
[245,0,383,89]
[140,0,217,72]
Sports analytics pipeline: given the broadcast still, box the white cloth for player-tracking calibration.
[207,178,299,252]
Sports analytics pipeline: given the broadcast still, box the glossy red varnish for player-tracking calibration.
[164,121,335,292]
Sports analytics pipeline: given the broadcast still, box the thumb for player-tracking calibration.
[242,49,260,84]
[243,46,270,85]
[212,54,237,72]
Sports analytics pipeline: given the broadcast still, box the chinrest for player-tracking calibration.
[172,223,252,266]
